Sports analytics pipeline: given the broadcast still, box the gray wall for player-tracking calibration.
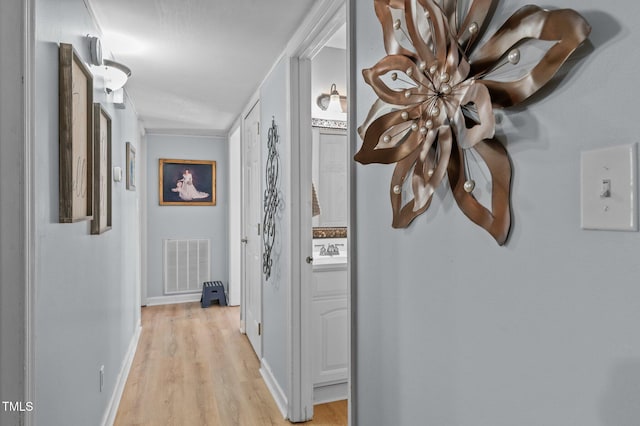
[0,1,27,425]
[354,1,640,425]
[260,56,290,395]
[311,46,347,120]
[34,0,142,424]
[145,133,228,299]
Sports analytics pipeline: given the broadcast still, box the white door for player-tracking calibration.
[243,101,262,358]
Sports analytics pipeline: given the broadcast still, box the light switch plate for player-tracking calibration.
[581,143,637,231]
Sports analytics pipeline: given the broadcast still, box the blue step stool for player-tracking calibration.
[200,281,227,308]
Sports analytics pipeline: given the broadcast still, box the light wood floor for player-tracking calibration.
[115,302,347,425]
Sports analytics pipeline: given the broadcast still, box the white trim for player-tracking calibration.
[100,325,142,426]
[145,293,201,306]
[24,0,36,424]
[144,128,228,138]
[228,125,242,306]
[289,56,314,422]
[313,382,348,405]
[259,359,288,419]
[311,118,347,129]
[288,2,348,423]
[82,0,104,36]
[240,98,261,341]
[346,1,356,424]
[140,131,148,306]
[286,0,346,59]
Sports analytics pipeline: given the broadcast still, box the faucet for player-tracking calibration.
[326,244,340,256]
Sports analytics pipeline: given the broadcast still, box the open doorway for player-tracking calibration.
[292,5,349,422]
[308,25,349,404]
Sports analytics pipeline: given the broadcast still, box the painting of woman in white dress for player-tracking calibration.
[160,159,216,206]
[171,169,210,201]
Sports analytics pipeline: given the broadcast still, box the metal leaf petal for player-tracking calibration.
[470,5,591,107]
[355,106,424,164]
[455,0,497,49]
[358,99,401,141]
[375,0,418,58]
[447,137,511,245]
[363,55,431,106]
[404,0,449,67]
[449,82,495,149]
[391,127,452,228]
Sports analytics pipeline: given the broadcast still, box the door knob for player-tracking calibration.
[305,256,313,264]
[241,238,248,244]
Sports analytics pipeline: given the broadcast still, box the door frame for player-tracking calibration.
[240,98,261,347]
[288,1,348,422]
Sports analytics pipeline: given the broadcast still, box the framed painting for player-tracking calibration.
[159,159,216,206]
[126,142,136,190]
[91,104,112,234]
[59,42,94,223]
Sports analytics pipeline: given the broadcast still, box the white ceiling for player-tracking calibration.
[87,0,316,134]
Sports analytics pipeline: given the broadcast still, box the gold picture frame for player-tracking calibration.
[59,43,93,223]
[159,159,216,206]
[91,104,112,234]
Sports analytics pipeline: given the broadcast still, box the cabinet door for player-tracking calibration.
[312,128,347,227]
[312,298,348,386]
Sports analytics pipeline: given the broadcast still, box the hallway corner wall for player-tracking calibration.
[34,0,142,423]
[145,133,229,300]
[259,55,292,399]
[0,0,28,425]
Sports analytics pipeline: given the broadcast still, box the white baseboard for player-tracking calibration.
[259,358,288,419]
[313,381,348,405]
[101,324,142,426]
[145,293,201,306]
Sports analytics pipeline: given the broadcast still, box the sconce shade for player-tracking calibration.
[317,83,347,113]
[97,59,132,93]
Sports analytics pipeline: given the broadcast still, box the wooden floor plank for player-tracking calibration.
[115,302,347,425]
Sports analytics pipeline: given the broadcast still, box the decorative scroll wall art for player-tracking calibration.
[263,117,281,281]
[356,0,591,245]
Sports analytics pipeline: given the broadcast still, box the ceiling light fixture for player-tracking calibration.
[317,83,346,113]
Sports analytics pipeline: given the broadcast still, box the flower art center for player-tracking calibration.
[355,0,591,245]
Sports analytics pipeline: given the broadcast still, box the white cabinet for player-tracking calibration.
[311,261,348,403]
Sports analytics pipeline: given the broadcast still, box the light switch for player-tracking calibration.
[581,143,637,231]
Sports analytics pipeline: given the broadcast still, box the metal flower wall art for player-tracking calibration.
[355,0,591,245]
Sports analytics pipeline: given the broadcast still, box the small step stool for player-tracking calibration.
[200,281,227,308]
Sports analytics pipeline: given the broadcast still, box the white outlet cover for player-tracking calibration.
[580,143,637,231]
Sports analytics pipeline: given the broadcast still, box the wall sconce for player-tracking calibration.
[101,59,132,93]
[317,83,346,113]
[88,36,132,94]
[107,88,126,109]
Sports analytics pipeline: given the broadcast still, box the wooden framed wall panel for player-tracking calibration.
[59,42,93,223]
[91,103,112,234]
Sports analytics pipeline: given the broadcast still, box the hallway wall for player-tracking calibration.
[311,46,347,121]
[145,133,229,300]
[353,1,640,425]
[0,1,27,425]
[34,0,142,424]
[259,56,291,399]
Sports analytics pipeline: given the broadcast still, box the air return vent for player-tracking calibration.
[163,239,210,294]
